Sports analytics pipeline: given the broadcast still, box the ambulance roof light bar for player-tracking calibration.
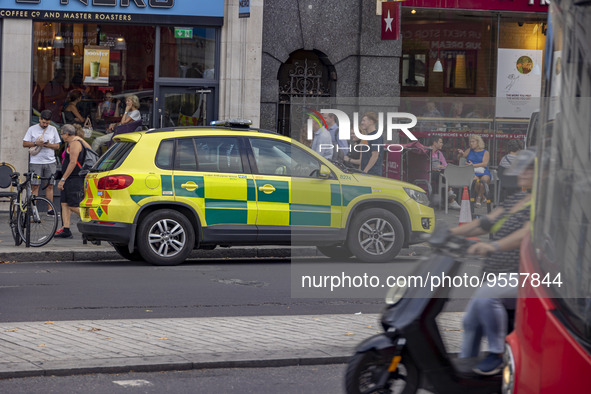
[210,119,252,129]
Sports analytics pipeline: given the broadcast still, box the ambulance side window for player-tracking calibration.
[194,137,243,173]
[249,138,320,178]
[175,138,197,171]
[155,139,174,170]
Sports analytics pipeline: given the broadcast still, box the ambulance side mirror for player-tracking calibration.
[318,164,331,179]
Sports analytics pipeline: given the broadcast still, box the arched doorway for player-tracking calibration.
[277,50,336,138]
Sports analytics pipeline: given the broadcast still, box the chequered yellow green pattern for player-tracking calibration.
[83,171,375,229]
[153,174,374,227]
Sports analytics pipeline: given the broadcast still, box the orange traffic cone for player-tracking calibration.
[459,186,480,241]
[458,186,472,226]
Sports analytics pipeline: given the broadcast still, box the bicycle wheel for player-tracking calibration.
[9,198,23,246]
[17,196,58,247]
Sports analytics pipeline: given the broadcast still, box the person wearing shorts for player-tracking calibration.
[22,109,61,215]
[55,124,91,239]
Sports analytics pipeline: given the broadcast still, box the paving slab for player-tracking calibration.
[0,313,465,378]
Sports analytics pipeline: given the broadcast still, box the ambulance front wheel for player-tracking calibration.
[347,208,404,263]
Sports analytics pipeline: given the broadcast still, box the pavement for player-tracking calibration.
[0,204,480,379]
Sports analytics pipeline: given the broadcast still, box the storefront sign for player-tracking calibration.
[402,0,548,13]
[495,48,543,118]
[402,22,485,62]
[414,131,526,139]
[83,46,110,86]
[1,0,224,23]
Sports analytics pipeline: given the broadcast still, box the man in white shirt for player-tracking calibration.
[310,118,332,160]
[22,110,61,215]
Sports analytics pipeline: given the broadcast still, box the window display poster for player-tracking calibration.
[83,46,110,85]
[495,48,542,118]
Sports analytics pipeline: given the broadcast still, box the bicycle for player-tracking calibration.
[8,172,58,247]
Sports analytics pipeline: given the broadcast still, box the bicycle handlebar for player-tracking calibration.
[12,172,56,190]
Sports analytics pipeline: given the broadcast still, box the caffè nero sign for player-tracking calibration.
[2,0,224,23]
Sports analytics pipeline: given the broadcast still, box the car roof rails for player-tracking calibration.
[210,119,252,129]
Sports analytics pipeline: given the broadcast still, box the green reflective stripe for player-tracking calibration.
[290,211,331,226]
[257,180,289,203]
[342,185,372,206]
[205,209,248,225]
[289,203,331,213]
[331,184,341,206]
[205,199,248,209]
[161,175,173,195]
[130,195,154,203]
[247,179,256,201]
[173,175,204,198]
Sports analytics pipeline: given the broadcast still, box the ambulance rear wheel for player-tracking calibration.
[137,209,195,266]
[317,244,353,260]
[348,208,404,263]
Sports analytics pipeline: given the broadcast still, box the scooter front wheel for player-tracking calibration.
[345,350,419,394]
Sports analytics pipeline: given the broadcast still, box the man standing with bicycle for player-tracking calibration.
[22,109,61,215]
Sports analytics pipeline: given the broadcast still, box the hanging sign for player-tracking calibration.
[83,46,110,86]
[239,0,250,18]
[381,1,399,40]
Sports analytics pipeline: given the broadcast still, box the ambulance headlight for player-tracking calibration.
[404,188,429,206]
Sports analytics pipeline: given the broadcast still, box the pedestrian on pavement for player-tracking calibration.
[22,109,61,215]
[449,148,536,376]
[325,113,347,161]
[55,124,92,239]
[310,117,332,160]
[343,127,362,169]
[359,112,384,176]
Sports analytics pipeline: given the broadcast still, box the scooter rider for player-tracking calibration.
[449,148,536,375]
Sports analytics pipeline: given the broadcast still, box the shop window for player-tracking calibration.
[401,51,428,92]
[159,27,217,79]
[443,50,477,94]
[32,21,156,129]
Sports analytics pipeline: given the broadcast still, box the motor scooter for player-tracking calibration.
[345,224,504,394]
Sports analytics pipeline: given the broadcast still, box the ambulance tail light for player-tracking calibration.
[97,175,134,190]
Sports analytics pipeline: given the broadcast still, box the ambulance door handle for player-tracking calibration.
[258,184,276,194]
[181,182,199,191]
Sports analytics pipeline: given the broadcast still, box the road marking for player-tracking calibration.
[113,380,153,387]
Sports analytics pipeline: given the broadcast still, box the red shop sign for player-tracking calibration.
[403,0,548,13]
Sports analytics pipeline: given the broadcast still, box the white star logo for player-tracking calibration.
[384,10,394,32]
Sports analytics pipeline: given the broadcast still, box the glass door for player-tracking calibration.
[156,87,214,128]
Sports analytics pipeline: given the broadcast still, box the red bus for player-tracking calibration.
[503,0,591,392]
